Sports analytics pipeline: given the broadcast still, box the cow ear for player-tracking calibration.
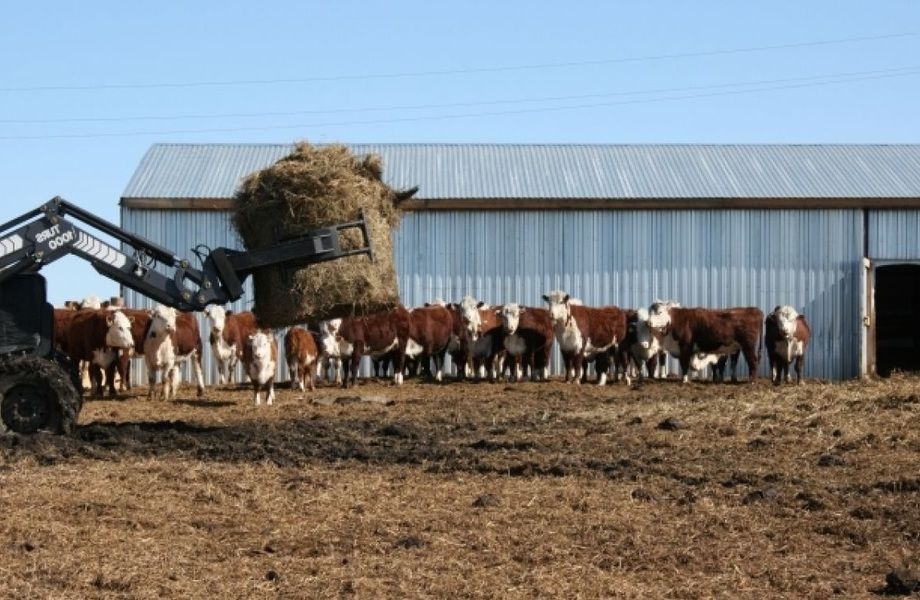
[772,305,781,314]
[106,315,114,326]
[226,310,233,316]
[128,316,135,323]
[423,302,431,307]
[520,307,527,313]
[477,301,485,309]
[563,294,570,304]
[541,294,550,303]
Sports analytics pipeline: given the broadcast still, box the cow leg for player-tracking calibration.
[678,348,693,384]
[167,364,181,401]
[572,354,584,385]
[348,351,361,389]
[392,348,407,386]
[253,381,262,405]
[147,366,157,400]
[306,359,316,392]
[794,355,804,385]
[433,352,445,382]
[595,353,610,386]
[742,345,759,383]
[266,377,276,405]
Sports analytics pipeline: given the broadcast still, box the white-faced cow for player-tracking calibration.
[497,304,553,382]
[622,308,669,384]
[244,330,278,405]
[284,326,318,392]
[115,308,206,396]
[452,296,504,380]
[321,307,411,388]
[765,305,811,385]
[143,305,183,401]
[646,302,763,383]
[203,306,258,385]
[542,291,628,385]
[63,308,136,395]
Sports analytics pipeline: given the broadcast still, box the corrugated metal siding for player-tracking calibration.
[395,209,863,380]
[122,144,920,202]
[868,210,920,258]
[122,207,863,382]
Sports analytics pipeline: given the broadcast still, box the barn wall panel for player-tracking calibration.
[868,210,920,258]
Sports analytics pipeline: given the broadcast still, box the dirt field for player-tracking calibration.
[1,374,919,599]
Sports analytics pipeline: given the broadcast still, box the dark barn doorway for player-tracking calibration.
[874,264,920,376]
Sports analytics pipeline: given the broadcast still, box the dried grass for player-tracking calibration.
[1,375,919,598]
[232,142,415,327]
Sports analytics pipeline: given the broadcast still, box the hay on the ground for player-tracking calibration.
[232,142,417,327]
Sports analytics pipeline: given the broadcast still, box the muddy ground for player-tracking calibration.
[1,374,919,598]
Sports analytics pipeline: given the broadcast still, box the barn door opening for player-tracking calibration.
[874,263,920,377]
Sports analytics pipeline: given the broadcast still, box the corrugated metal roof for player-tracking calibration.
[122,143,920,202]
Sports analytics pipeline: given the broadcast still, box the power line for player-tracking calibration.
[0,31,915,93]
[2,68,917,140]
[2,65,918,125]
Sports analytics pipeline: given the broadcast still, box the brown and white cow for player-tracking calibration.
[203,306,258,385]
[143,305,183,401]
[452,296,504,380]
[321,307,411,388]
[645,302,763,383]
[117,307,206,397]
[496,304,553,382]
[404,304,455,381]
[244,330,278,405]
[622,308,668,384]
[284,326,318,392]
[62,308,136,395]
[765,305,811,385]
[543,291,628,385]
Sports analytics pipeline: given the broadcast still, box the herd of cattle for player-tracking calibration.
[54,291,812,405]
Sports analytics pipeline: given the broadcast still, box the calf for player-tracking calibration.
[244,331,278,405]
[203,306,258,385]
[284,326,318,392]
[765,305,811,385]
[621,308,667,384]
[646,302,763,383]
[543,291,628,385]
[322,307,411,388]
[143,305,182,401]
[452,297,504,380]
[497,304,553,382]
[64,308,136,395]
[116,308,206,396]
[404,305,454,381]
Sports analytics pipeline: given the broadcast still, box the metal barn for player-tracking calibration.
[120,143,920,383]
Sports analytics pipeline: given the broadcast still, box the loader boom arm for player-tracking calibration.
[0,197,373,311]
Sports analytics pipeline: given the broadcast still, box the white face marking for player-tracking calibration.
[543,290,570,325]
[774,306,799,339]
[149,305,178,337]
[105,309,135,348]
[204,305,227,335]
[500,303,523,334]
[459,296,483,340]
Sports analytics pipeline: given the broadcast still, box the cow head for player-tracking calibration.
[148,305,178,338]
[105,309,135,349]
[319,319,343,357]
[424,298,447,308]
[772,305,800,340]
[542,290,572,326]
[634,308,655,350]
[456,296,486,340]
[647,299,681,331]
[80,295,102,310]
[499,303,525,334]
[247,331,274,364]
[203,305,228,337]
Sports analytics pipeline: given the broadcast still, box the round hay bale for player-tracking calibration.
[232,142,417,327]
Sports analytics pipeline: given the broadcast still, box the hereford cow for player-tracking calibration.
[244,331,278,405]
[53,308,80,355]
[322,307,411,388]
[203,306,258,385]
[765,305,811,385]
[645,302,763,383]
[63,308,136,395]
[621,308,667,384]
[143,305,183,401]
[543,291,628,385]
[451,297,504,380]
[284,326,318,392]
[115,308,206,397]
[497,304,553,382]
[404,304,455,381]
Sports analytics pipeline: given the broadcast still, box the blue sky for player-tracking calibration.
[1,1,918,305]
